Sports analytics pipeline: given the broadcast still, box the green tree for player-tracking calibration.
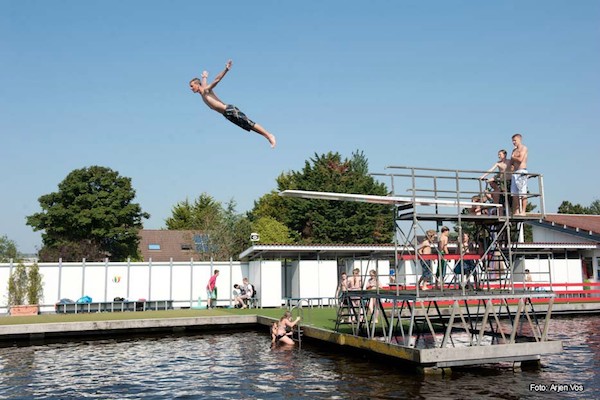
[165,195,252,260]
[26,263,44,305]
[165,194,223,230]
[252,150,394,244]
[557,199,600,215]
[7,263,27,305]
[589,200,600,215]
[558,201,589,214]
[0,235,20,262]
[26,166,149,261]
[6,262,44,306]
[251,216,295,244]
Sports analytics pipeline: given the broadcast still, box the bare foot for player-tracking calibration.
[268,134,277,148]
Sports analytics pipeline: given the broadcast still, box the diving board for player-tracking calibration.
[279,190,500,208]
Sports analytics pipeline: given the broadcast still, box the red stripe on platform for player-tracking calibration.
[398,254,482,261]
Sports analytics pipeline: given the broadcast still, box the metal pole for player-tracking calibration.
[229,257,233,308]
[169,258,174,301]
[148,257,152,301]
[81,258,86,298]
[57,258,63,301]
[539,174,546,217]
[104,257,109,302]
[126,258,131,300]
[189,258,194,308]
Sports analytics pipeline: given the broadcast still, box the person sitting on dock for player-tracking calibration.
[417,230,437,291]
[273,311,301,346]
[234,277,254,309]
[233,283,247,308]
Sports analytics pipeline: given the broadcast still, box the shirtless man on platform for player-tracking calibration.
[510,134,528,215]
[189,60,277,148]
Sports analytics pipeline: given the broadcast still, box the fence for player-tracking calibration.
[0,258,248,313]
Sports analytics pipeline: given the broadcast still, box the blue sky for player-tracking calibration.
[1,1,599,253]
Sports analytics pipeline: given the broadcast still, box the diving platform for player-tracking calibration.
[329,288,562,369]
[281,164,561,370]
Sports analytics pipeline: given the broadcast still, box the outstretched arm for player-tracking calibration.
[206,60,232,90]
[480,163,499,180]
[201,71,208,86]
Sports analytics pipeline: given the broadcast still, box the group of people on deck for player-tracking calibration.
[415,229,480,291]
[334,268,384,324]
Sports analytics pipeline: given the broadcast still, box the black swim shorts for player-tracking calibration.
[223,104,255,131]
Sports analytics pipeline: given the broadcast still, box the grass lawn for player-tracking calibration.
[0,307,342,331]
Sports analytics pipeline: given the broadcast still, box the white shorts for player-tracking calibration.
[511,169,528,195]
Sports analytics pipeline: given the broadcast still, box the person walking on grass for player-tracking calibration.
[206,270,219,309]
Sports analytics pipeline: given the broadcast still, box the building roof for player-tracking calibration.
[138,230,200,262]
[238,241,598,261]
[541,214,600,235]
[530,214,600,242]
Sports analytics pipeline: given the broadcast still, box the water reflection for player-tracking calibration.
[0,317,598,399]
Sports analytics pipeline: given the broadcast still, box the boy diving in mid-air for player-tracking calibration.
[189,59,277,148]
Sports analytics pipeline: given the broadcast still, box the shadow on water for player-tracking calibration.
[0,316,597,399]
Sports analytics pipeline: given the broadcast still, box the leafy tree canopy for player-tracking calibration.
[165,194,252,260]
[558,200,600,215]
[0,235,20,262]
[26,166,149,261]
[252,150,394,244]
[251,216,295,244]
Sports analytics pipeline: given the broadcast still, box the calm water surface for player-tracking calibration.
[0,316,597,399]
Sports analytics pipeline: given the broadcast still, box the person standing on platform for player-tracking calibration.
[524,269,533,290]
[510,133,529,216]
[335,272,348,303]
[480,149,510,182]
[480,149,511,215]
[206,270,219,309]
[417,230,437,291]
[366,269,383,323]
[348,268,363,321]
[454,233,479,289]
[436,226,450,289]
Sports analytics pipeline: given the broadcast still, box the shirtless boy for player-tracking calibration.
[510,134,528,215]
[417,230,436,290]
[480,149,510,182]
[189,60,277,148]
[436,226,450,288]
